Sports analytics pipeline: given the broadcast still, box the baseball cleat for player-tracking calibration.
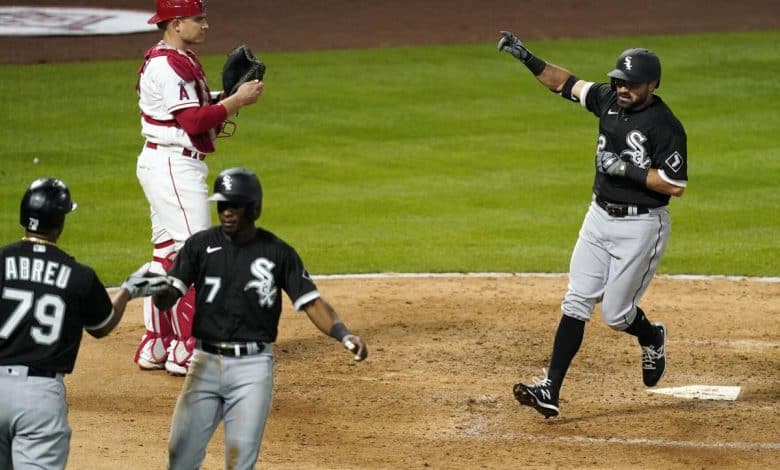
[513,370,560,418]
[136,357,166,371]
[642,323,667,387]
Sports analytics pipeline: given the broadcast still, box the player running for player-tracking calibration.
[152,168,368,469]
[497,31,688,418]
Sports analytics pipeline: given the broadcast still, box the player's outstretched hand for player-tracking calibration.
[342,334,368,362]
[121,262,172,299]
[498,31,532,61]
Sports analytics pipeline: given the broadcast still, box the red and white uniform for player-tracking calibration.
[134,41,226,375]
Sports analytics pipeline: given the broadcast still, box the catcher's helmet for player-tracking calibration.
[208,167,263,220]
[19,178,77,233]
[607,48,661,89]
[147,0,206,24]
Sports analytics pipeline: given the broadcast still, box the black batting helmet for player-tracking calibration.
[19,178,77,233]
[608,48,661,89]
[208,167,263,220]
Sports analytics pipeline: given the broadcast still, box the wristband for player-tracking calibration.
[329,322,351,342]
[524,55,547,76]
[559,75,580,102]
[624,165,649,185]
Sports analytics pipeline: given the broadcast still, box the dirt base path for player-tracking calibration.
[69,276,779,468]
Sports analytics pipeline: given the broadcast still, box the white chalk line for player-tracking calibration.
[314,272,780,283]
[512,433,780,452]
[108,272,780,291]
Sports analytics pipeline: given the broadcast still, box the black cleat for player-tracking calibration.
[513,370,560,418]
[642,323,667,387]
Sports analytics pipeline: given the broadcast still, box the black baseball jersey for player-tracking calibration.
[168,227,320,343]
[0,240,113,373]
[584,82,688,207]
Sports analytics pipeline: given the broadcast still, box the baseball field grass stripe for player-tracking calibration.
[0,31,778,283]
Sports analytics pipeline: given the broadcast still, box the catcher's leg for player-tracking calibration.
[166,285,196,376]
[134,241,175,370]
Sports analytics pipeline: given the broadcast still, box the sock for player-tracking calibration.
[546,315,586,392]
[624,307,658,346]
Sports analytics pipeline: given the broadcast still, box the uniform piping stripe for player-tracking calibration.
[167,156,193,236]
[632,212,665,308]
[294,290,321,311]
[85,308,116,331]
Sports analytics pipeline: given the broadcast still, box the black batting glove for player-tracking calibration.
[498,31,533,62]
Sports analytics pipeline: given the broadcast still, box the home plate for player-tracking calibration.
[647,385,741,401]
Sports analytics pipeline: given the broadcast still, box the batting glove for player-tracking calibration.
[498,31,533,62]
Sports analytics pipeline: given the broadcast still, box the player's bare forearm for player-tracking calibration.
[646,169,685,197]
[303,298,342,335]
[153,286,181,311]
[535,63,575,93]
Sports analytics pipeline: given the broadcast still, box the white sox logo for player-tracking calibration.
[221,174,234,192]
[665,151,684,173]
[624,56,633,70]
[621,130,650,168]
[596,131,650,169]
[244,258,277,307]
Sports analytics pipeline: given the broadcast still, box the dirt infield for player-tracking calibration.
[4,0,779,468]
[70,276,779,469]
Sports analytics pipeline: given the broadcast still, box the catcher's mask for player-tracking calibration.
[147,0,206,25]
[208,167,263,221]
[20,178,77,233]
[608,48,661,90]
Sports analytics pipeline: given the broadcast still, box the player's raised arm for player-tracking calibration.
[498,31,588,102]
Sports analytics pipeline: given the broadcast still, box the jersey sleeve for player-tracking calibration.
[654,118,688,187]
[583,82,613,117]
[81,271,114,330]
[280,245,320,311]
[167,239,199,295]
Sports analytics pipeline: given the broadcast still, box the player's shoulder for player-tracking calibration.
[648,96,686,134]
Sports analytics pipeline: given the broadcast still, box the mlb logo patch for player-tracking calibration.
[665,151,683,173]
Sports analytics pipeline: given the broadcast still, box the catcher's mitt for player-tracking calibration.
[222,45,266,97]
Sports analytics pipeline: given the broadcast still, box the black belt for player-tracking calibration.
[596,196,650,217]
[28,367,57,378]
[199,341,265,357]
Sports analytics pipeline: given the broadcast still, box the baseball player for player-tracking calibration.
[151,167,368,469]
[498,32,688,418]
[135,0,264,375]
[0,178,169,469]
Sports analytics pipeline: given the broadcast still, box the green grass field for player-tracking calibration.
[1,31,778,284]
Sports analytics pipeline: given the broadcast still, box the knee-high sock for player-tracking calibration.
[547,315,585,390]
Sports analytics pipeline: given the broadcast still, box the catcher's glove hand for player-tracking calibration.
[222,45,266,97]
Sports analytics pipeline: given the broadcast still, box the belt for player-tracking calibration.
[27,367,57,378]
[145,142,205,161]
[596,196,650,217]
[198,341,266,357]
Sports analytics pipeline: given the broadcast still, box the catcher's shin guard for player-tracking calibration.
[134,241,176,370]
[166,285,196,376]
[134,296,173,370]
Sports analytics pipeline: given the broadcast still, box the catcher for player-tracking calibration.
[134,0,266,377]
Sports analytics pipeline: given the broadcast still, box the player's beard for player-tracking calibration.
[618,88,652,111]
